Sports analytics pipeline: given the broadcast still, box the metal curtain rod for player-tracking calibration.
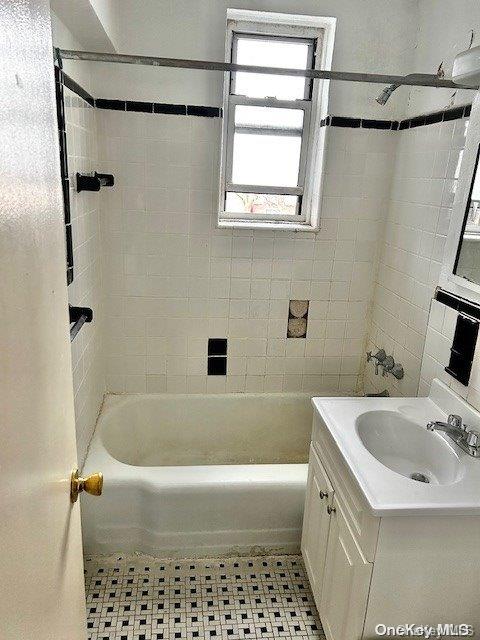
[58,49,478,90]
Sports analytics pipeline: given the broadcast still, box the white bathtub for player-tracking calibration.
[81,392,314,557]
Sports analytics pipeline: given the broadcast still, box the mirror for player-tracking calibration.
[454,145,480,284]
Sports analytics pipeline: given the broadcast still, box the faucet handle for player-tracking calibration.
[466,429,480,448]
[381,355,395,377]
[367,349,386,363]
[447,414,464,430]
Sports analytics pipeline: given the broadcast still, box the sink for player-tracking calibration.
[355,410,465,485]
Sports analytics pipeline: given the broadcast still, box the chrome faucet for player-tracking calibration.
[367,349,404,379]
[366,349,386,375]
[427,414,480,458]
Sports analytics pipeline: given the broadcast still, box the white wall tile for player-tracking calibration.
[365,118,468,397]
[65,88,105,466]
[99,112,396,394]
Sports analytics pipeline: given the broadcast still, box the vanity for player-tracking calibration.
[302,379,480,639]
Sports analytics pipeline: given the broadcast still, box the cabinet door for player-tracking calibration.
[301,446,333,606]
[320,497,373,640]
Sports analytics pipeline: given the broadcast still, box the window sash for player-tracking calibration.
[225,95,311,220]
[230,32,316,101]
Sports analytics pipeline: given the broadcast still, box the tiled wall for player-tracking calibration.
[65,87,105,464]
[98,110,395,395]
[419,298,480,411]
[365,115,469,396]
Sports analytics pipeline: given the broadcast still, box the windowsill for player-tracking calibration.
[218,219,319,232]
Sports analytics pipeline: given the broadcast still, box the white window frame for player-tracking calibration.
[218,9,336,232]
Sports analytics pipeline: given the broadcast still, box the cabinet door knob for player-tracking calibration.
[327,504,336,515]
[319,490,328,499]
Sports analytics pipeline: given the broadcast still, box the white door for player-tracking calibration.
[301,445,333,606]
[0,1,87,639]
[320,497,373,640]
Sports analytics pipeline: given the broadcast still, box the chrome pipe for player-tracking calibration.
[57,49,478,90]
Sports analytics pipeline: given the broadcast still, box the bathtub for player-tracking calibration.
[81,392,314,557]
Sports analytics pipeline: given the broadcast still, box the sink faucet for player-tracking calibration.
[427,414,480,458]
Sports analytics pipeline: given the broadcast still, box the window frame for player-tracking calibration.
[218,10,336,232]
[224,95,312,223]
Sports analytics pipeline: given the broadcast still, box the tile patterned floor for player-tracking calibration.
[84,555,325,640]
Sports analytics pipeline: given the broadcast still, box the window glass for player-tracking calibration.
[226,192,299,216]
[235,105,304,130]
[233,36,311,100]
[231,133,302,187]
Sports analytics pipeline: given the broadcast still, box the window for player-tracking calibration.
[219,10,336,231]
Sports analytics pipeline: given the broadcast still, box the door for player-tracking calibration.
[320,497,373,640]
[301,445,334,606]
[0,2,87,639]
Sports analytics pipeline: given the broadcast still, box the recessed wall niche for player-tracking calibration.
[287,300,309,338]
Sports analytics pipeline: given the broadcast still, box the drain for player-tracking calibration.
[410,472,430,483]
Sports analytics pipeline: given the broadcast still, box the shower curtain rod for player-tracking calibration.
[58,49,477,90]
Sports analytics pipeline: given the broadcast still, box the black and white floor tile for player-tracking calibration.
[84,555,325,640]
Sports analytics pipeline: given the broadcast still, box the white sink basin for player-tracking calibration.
[311,379,480,515]
[356,410,465,485]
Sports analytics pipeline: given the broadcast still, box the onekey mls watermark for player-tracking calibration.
[374,624,475,638]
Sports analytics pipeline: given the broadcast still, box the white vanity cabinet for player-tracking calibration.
[302,443,374,640]
[301,409,480,639]
[301,446,333,601]
[319,494,373,640]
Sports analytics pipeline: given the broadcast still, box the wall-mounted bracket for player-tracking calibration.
[69,304,93,341]
[76,171,114,192]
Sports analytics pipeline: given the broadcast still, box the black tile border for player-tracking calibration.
[154,103,186,115]
[96,98,127,111]
[187,105,221,118]
[321,105,471,131]
[61,70,95,107]
[54,65,74,285]
[127,100,154,113]
[434,287,480,322]
[55,66,471,130]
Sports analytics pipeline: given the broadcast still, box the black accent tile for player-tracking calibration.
[126,100,153,113]
[62,71,95,106]
[464,104,472,117]
[187,105,221,117]
[435,287,458,310]
[95,98,126,111]
[361,118,393,130]
[330,116,361,128]
[208,338,227,356]
[62,179,71,224]
[424,111,444,125]
[433,286,480,321]
[65,224,73,270]
[154,103,187,115]
[408,114,426,128]
[459,301,480,320]
[442,106,465,122]
[208,356,227,376]
[398,119,410,130]
[445,314,479,385]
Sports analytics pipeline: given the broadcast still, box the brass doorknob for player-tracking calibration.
[70,469,103,503]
